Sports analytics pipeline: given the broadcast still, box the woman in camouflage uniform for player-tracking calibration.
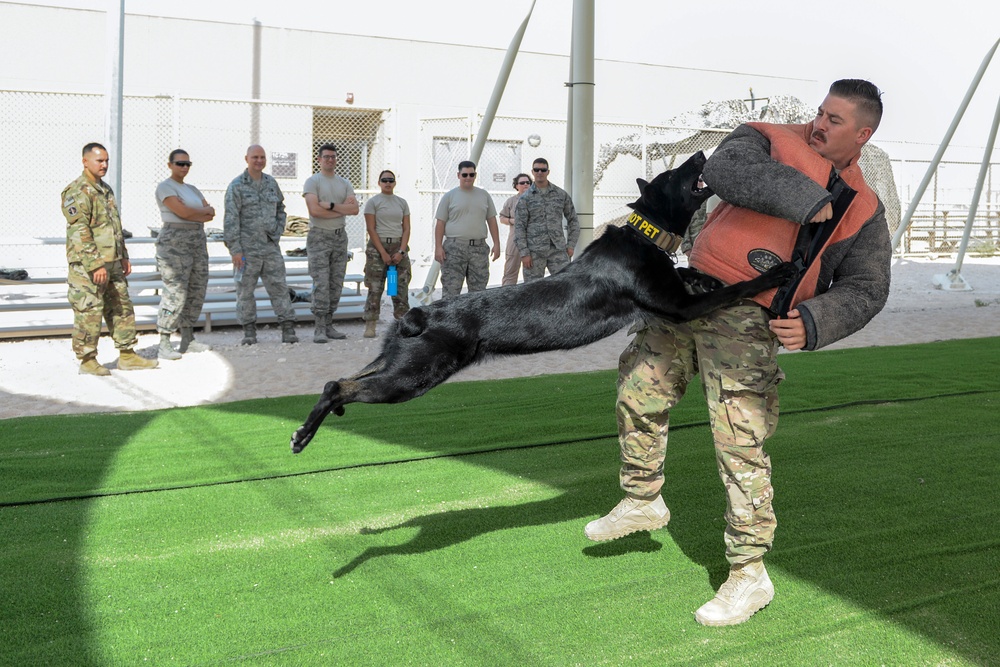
[154,149,216,359]
[361,170,411,338]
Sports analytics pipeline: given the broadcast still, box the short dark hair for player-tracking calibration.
[169,148,189,162]
[830,79,883,132]
[82,142,106,157]
[458,160,476,171]
[512,173,531,189]
[318,143,337,155]
[379,169,396,180]
[532,157,549,168]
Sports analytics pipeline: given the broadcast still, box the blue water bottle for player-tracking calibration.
[386,265,398,297]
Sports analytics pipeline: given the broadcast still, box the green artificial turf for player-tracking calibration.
[1,337,999,665]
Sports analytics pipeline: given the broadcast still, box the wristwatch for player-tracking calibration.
[328,202,335,211]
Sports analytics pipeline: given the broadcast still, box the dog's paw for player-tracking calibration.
[290,429,310,454]
[762,261,798,284]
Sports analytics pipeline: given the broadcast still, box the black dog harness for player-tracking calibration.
[625,209,684,254]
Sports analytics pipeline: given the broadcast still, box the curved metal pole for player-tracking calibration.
[892,37,1000,251]
[933,87,1000,290]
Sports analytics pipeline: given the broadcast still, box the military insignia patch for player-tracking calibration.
[66,206,78,216]
[747,249,783,273]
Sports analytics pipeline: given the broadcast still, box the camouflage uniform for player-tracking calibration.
[363,240,411,321]
[307,227,349,320]
[62,170,138,360]
[514,183,580,282]
[440,239,490,299]
[617,302,783,566]
[155,227,208,333]
[223,170,295,325]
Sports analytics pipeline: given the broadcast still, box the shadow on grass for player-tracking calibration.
[4,340,1000,663]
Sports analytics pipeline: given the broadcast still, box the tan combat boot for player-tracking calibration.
[584,495,670,541]
[118,349,158,371]
[363,320,377,338]
[79,358,111,376]
[694,559,774,626]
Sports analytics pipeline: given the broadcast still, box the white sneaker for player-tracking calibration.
[694,560,774,626]
[584,495,670,541]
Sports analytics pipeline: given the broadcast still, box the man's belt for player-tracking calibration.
[625,209,683,254]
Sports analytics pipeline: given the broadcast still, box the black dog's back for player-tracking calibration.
[290,152,795,453]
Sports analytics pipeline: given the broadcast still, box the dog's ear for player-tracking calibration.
[635,177,649,194]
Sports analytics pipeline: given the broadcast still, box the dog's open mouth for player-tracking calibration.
[693,176,711,195]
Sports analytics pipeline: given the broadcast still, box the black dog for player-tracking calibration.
[291,151,795,453]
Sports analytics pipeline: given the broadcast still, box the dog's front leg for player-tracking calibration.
[290,380,345,454]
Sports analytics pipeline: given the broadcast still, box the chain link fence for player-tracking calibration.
[2,87,999,272]
[0,90,387,255]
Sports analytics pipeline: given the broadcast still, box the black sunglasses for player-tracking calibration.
[516,181,530,186]
[173,161,192,167]
[380,178,395,183]
[459,172,476,178]
[532,167,548,173]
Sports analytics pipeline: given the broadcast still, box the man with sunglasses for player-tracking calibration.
[433,160,501,298]
[303,144,359,342]
[514,158,580,281]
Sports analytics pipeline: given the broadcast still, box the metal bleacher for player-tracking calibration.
[0,236,365,339]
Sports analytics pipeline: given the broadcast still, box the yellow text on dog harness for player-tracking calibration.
[626,210,683,254]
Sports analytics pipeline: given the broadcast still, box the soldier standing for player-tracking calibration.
[514,158,580,282]
[223,145,298,345]
[153,149,215,359]
[433,160,501,298]
[62,142,158,375]
[302,143,359,342]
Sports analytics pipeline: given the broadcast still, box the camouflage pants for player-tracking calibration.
[235,243,296,325]
[522,243,570,282]
[154,227,208,333]
[66,261,137,360]
[363,240,411,322]
[616,302,784,565]
[440,238,489,299]
[307,227,349,317]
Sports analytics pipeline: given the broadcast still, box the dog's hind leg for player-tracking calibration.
[290,380,347,454]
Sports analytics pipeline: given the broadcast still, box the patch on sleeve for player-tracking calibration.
[63,196,78,217]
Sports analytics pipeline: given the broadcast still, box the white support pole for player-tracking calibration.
[563,25,575,197]
[469,0,535,164]
[415,0,536,306]
[570,0,595,251]
[104,0,124,202]
[891,37,1000,252]
[932,87,1000,291]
